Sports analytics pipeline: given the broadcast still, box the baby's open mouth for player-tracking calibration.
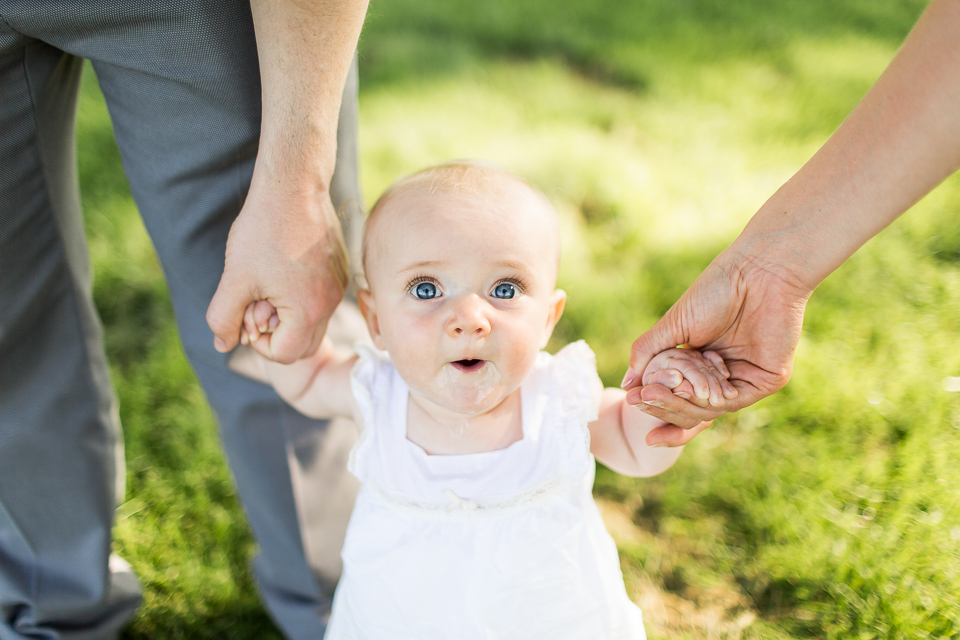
[451,359,485,373]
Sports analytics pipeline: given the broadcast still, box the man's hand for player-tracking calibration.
[206,180,347,363]
[621,247,810,445]
[206,0,368,363]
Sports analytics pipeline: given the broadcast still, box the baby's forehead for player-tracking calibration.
[383,179,549,225]
[363,165,560,268]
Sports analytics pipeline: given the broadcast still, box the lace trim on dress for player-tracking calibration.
[365,475,574,520]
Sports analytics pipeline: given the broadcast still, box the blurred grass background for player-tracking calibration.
[75,0,960,637]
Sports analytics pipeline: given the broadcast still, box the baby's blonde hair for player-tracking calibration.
[361,161,558,278]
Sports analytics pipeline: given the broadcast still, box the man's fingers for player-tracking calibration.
[247,331,274,359]
[207,278,251,353]
[266,313,329,364]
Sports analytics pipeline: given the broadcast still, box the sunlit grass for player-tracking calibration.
[72,0,960,636]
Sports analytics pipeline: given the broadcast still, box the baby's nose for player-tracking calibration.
[447,295,491,337]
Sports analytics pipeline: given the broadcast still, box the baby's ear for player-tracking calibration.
[540,289,567,348]
[357,289,387,350]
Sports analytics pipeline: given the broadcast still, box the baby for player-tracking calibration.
[233,162,736,639]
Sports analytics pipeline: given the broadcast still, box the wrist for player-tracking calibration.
[725,226,815,297]
[727,177,861,298]
[719,225,816,318]
[253,123,337,197]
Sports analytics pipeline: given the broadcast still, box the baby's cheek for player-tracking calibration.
[503,334,542,381]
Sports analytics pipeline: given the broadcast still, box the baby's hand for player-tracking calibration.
[642,348,737,409]
[240,299,280,356]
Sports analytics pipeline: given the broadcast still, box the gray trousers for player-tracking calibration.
[0,2,361,639]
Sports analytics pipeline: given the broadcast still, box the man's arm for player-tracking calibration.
[206,0,369,363]
[623,0,960,444]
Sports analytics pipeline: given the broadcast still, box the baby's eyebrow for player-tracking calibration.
[396,258,534,274]
[398,260,446,274]
[490,260,531,272]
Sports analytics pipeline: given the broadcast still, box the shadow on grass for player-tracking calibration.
[94,273,171,370]
[359,0,926,93]
[121,598,283,640]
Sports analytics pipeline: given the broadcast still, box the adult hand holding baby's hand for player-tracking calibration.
[206,176,348,363]
[642,348,738,409]
[240,300,281,353]
[622,245,811,446]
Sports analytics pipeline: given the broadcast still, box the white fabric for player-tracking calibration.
[325,341,647,640]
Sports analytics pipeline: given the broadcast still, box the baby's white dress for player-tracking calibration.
[324,341,647,640]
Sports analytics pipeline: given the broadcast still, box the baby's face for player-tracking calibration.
[359,181,565,418]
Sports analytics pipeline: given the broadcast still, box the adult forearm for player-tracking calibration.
[732,0,960,294]
[206,1,368,358]
[250,0,369,193]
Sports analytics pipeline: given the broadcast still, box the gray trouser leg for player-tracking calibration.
[0,3,363,639]
[0,36,140,640]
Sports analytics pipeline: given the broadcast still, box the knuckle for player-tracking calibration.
[206,307,230,334]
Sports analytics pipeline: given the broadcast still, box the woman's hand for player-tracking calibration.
[622,245,810,446]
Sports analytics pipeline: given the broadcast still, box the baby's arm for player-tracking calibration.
[590,348,731,477]
[230,301,358,420]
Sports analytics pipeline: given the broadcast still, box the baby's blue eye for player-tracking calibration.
[493,283,517,299]
[414,282,438,299]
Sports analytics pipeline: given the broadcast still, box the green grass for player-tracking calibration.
[73,0,960,636]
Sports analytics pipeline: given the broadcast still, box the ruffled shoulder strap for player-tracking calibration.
[348,344,394,479]
[524,341,604,477]
[549,340,604,426]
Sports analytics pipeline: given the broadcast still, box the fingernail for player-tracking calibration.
[259,323,267,333]
[676,392,690,400]
[649,442,667,448]
[240,333,248,345]
[621,369,637,389]
[642,400,664,408]
[696,388,709,400]
[214,338,227,352]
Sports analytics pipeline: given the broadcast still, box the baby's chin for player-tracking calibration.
[442,361,507,410]
[421,385,511,417]
[411,370,518,417]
